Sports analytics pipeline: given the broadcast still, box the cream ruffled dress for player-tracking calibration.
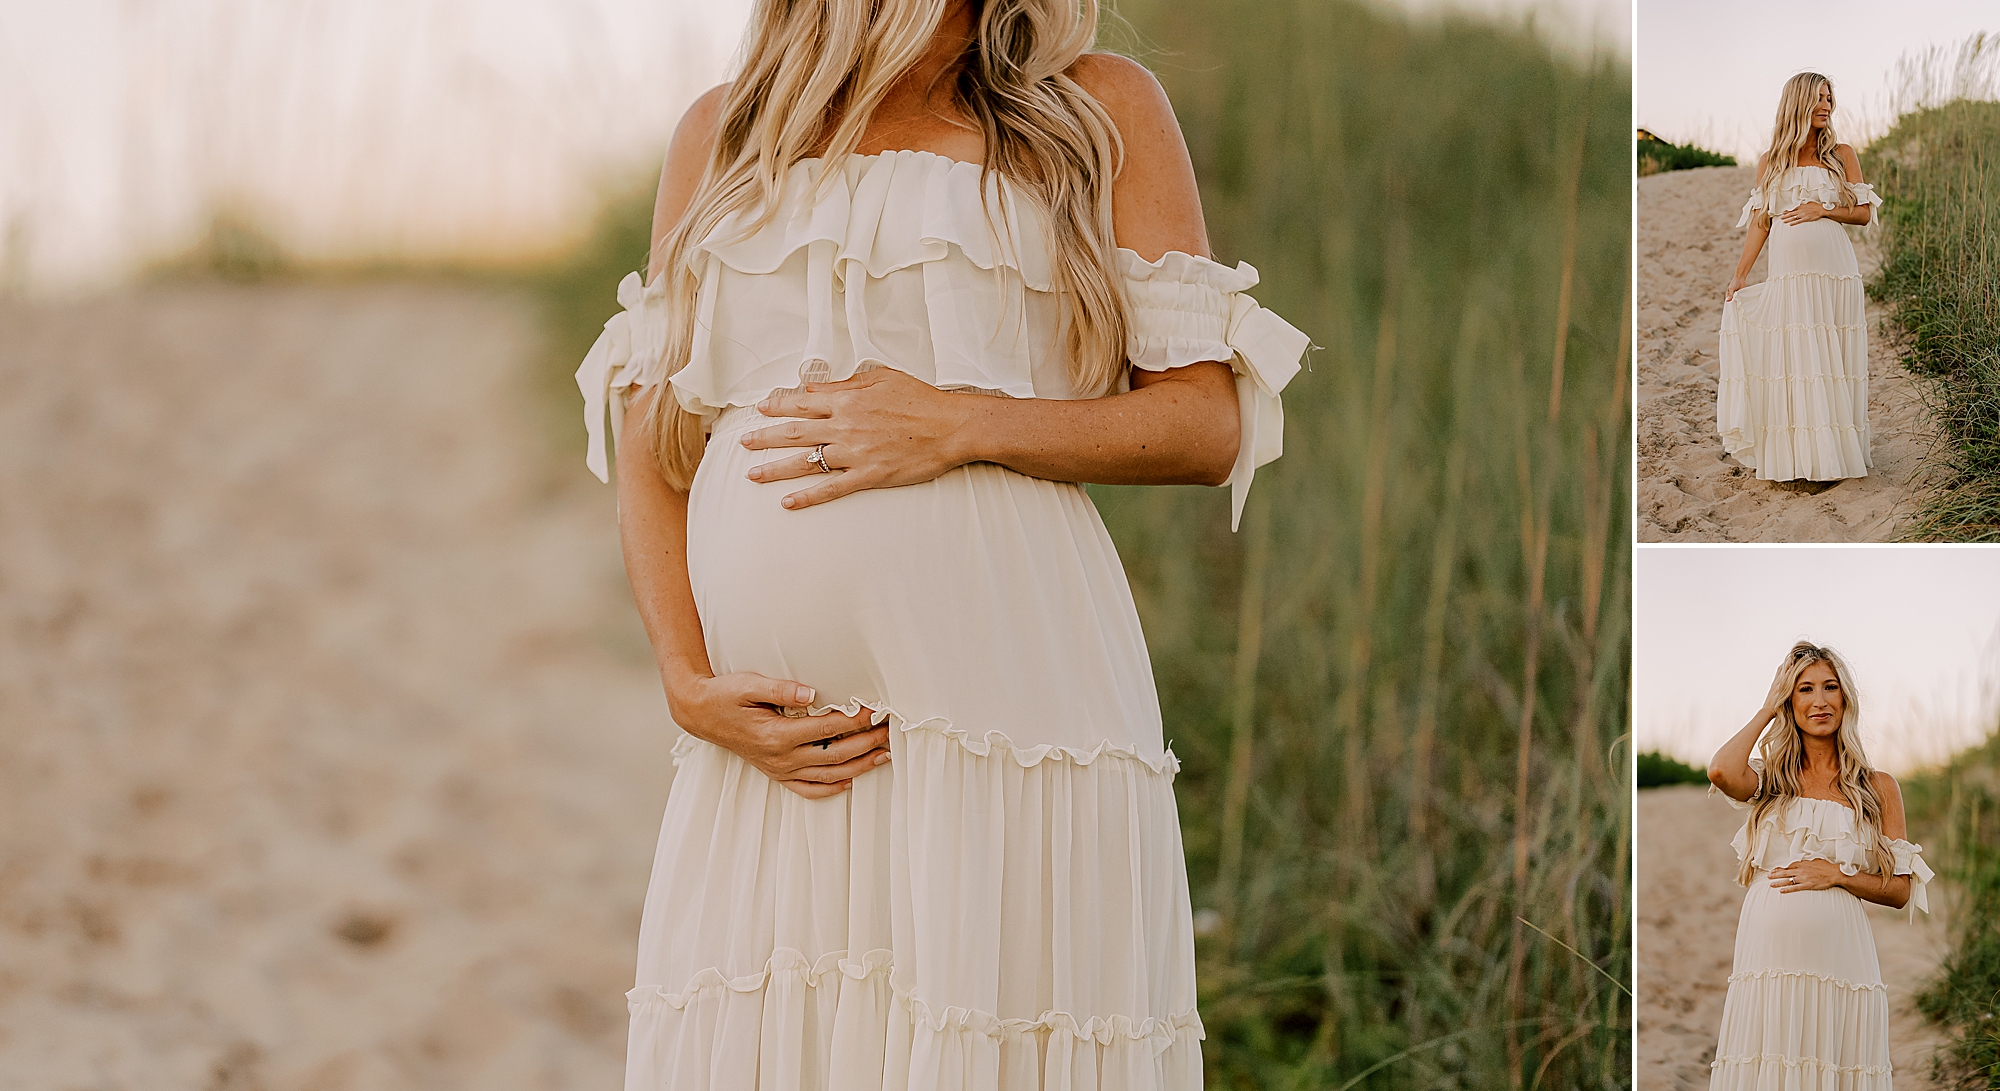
[1716,165,1884,481]
[575,149,1308,1091]
[1710,779,1932,1090]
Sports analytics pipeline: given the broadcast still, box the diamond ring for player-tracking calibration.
[808,444,833,473]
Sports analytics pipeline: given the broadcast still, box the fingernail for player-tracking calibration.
[795,686,814,704]
[739,435,751,447]
[747,468,760,480]
[875,753,891,765]
[782,496,796,508]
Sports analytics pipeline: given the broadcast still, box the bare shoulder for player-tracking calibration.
[1834,142,1864,179]
[650,83,733,277]
[1067,53,1170,118]
[1064,53,1208,260]
[1871,769,1904,804]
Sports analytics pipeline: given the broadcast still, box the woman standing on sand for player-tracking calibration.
[1717,72,1883,483]
[574,0,1307,1086]
[1705,642,1931,1089]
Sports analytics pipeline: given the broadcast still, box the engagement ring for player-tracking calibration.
[808,444,833,473]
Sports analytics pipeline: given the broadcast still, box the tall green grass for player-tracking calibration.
[1636,132,1736,177]
[533,3,1632,1086]
[1902,729,2000,1084]
[1095,3,1630,1087]
[1867,40,2000,541]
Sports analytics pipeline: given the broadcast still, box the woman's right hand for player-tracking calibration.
[668,673,892,799]
[1725,274,1749,302]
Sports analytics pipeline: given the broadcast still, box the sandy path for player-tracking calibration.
[1637,785,1951,1090]
[1636,166,1935,542]
[0,282,673,1089]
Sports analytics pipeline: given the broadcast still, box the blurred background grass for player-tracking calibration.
[1904,722,2000,1085]
[537,3,1632,1087]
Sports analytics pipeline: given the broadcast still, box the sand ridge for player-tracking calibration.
[1638,785,1951,1089]
[0,282,674,1089]
[1636,166,1935,542]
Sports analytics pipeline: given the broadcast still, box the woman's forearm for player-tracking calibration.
[1839,868,1912,910]
[1733,220,1770,280]
[1708,709,1776,800]
[615,391,712,710]
[953,362,1240,486]
[1824,203,1872,226]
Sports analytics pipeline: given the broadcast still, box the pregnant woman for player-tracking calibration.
[1717,72,1883,482]
[1705,642,1932,1089]
[575,0,1307,1086]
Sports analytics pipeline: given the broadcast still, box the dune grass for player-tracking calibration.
[530,2,1632,1086]
[1866,94,2000,540]
[1637,752,1707,789]
[1092,3,1631,1087]
[1902,730,2000,1084]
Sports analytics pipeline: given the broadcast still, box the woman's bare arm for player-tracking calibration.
[1845,771,1913,908]
[618,86,888,796]
[1707,706,1777,801]
[743,54,1246,507]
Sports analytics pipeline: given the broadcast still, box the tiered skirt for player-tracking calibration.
[624,406,1203,1091]
[1716,217,1872,481]
[1708,875,1891,1090]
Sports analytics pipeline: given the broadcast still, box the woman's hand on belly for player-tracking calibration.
[1768,858,1846,894]
[670,673,891,798]
[1778,202,1829,226]
[741,369,974,510]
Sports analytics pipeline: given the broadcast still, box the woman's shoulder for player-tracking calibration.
[1066,53,1175,132]
[1870,769,1902,800]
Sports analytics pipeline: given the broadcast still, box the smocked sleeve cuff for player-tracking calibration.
[1888,838,1933,921]
[575,271,670,483]
[1118,250,1310,531]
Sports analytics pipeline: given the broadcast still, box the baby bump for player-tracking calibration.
[1731,872,1881,985]
[1765,216,1859,279]
[682,407,1165,747]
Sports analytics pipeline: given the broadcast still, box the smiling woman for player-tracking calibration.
[1702,642,1933,1089]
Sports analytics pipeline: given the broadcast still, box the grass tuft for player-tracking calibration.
[1636,131,1736,177]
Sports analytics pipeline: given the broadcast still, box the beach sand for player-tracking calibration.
[1636,166,1935,542]
[1637,784,1951,1089]
[0,281,672,1089]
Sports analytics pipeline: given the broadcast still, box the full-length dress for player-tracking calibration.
[1716,165,1884,481]
[1710,787,1932,1090]
[575,149,1308,1091]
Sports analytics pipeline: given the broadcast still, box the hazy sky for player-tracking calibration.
[2,0,1623,293]
[1635,548,2000,774]
[1636,0,1999,162]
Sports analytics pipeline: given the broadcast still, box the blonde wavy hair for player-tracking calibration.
[638,0,1129,489]
[1738,641,1892,886]
[1754,72,1859,211]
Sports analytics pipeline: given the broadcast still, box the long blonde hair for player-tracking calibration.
[1738,641,1892,886]
[639,0,1129,489]
[1755,72,1858,209]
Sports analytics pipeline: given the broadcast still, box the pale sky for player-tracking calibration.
[1636,0,2000,163]
[1635,548,2000,775]
[1,0,1624,294]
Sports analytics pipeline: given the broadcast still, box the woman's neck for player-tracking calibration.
[1799,734,1841,779]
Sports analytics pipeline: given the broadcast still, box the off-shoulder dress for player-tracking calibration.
[1710,782,1933,1090]
[1716,165,1885,481]
[576,149,1308,1091]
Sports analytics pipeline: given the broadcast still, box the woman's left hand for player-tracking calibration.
[741,369,977,510]
[1769,858,1846,893]
[1779,202,1829,226]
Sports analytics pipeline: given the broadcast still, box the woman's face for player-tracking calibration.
[1810,83,1833,131]
[1791,660,1844,738]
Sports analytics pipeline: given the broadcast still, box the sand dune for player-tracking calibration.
[1636,166,1936,542]
[0,282,673,1089]
[1638,785,1951,1089]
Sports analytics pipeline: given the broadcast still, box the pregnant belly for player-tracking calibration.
[683,407,1166,753]
[1730,870,1882,985]
[1765,215,1859,279]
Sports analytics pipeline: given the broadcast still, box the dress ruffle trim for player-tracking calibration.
[688,150,1053,289]
[1730,796,1934,919]
[1735,166,1886,228]
[1711,1053,1890,1077]
[1727,968,1884,993]
[1114,248,1309,530]
[670,698,1181,775]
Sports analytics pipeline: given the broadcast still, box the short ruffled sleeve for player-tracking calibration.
[575,271,671,483]
[1851,182,1885,214]
[1889,837,1933,921]
[1117,249,1311,530]
[1733,187,1763,230]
